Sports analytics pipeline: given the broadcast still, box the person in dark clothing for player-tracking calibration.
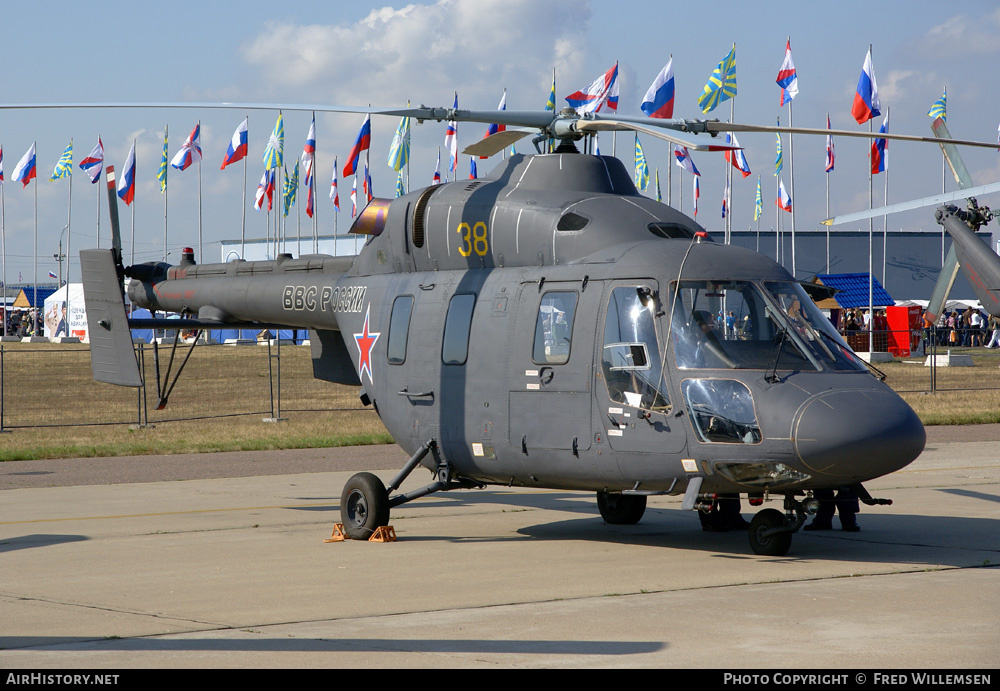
[699,493,750,532]
[804,487,860,532]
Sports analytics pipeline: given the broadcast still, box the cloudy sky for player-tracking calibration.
[2,0,999,283]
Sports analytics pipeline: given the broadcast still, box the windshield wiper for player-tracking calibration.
[764,324,787,383]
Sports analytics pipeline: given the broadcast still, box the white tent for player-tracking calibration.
[43,283,88,342]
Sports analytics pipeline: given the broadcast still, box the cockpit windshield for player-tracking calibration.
[762,282,867,371]
[669,280,865,372]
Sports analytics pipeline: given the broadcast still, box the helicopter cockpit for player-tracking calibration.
[667,279,869,446]
[670,280,865,373]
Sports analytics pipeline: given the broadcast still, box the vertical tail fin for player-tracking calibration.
[80,249,142,387]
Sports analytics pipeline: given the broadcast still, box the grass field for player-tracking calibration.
[1,341,999,461]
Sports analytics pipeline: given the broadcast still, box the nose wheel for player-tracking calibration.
[748,509,792,556]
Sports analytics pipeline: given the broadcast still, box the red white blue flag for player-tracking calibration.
[871,112,889,174]
[851,48,881,124]
[776,179,792,212]
[343,115,371,177]
[221,118,249,170]
[170,123,202,171]
[79,138,104,183]
[12,143,36,188]
[329,156,340,210]
[693,176,700,218]
[364,161,373,203]
[673,146,700,176]
[469,157,477,180]
[301,116,316,187]
[485,90,506,138]
[117,141,136,206]
[566,62,619,114]
[445,93,458,172]
[775,39,798,106]
[641,57,675,119]
[433,149,442,185]
[254,168,274,211]
[724,133,751,178]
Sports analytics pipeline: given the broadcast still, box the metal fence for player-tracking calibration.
[2,329,999,431]
[0,340,366,431]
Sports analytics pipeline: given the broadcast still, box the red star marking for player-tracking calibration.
[354,305,380,384]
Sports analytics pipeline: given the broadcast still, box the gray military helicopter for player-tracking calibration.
[80,104,996,556]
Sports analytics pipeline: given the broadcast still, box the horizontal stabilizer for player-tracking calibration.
[80,249,142,387]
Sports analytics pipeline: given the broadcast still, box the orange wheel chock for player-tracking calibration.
[369,526,396,542]
[324,523,347,542]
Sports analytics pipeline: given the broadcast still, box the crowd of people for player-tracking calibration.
[2,309,39,337]
[928,306,999,348]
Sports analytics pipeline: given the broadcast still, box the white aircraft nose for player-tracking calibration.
[792,388,925,481]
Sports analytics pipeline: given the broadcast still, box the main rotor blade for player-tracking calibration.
[706,121,1000,150]
[462,130,532,158]
[7,100,997,151]
[575,119,739,152]
[821,181,1000,226]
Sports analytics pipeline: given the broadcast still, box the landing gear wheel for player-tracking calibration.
[596,491,647,525]
[340,472,390,540]
[749,508,793,556]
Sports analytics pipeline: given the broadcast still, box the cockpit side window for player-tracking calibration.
[532,292,578,365]
[601,286,671,411]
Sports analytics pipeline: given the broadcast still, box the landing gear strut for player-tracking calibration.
[339,439,483,539]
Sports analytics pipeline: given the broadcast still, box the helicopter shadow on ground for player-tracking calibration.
[0,635,664,657]
[379,489,1000,566]
[511,509,1000,566]
[0,534,89,554]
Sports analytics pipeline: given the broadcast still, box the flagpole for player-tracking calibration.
[1,168,5,338]
[667,144,673,207]
[297,167,302,257]
[242,115,247,259]
[197,121,203,261]
[65,140,73,337]
[678,168,683,214]
[666,54,673,208]
[826,112,831,274]
[163,125,168,263]
[163,123,169,262]
[312,110,318,255]
[726,89,734,245]
[776,173,780,263]
[131,138,136,266]
[868,47,874,355]
[882,106,890,285]
[788,87,796,278]
[32,142,38,337]
[96,141,102,251]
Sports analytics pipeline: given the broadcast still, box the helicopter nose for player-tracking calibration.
[792,388,925,481]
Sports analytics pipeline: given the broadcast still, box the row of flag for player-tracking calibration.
[0,42,982,232]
